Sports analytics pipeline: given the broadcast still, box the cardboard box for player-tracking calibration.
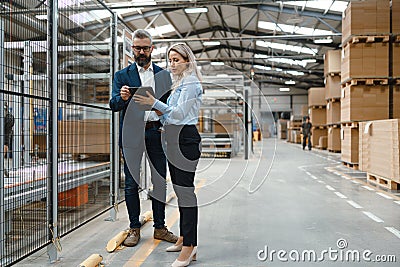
[342,0,390,41]
[318,136,328,149]
[394,42,400,77]
[341,126,359,164]
[58,119,111,155]
[395,85,400,119]
[301,105,309,116]
[341,84,389,122]
[393,0,400,34]
[311,128,327,148]
[324,50,341,76]
[328,126,341,152]
[359,119,400,183]
[309,107,326,126]
[214,113,239,133]
[341,42,389,83]
[325,75,341,100]
[326,100,341,125]
[308,87,326,107]
[58,184,89,207]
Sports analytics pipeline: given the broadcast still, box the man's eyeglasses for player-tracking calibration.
[132,46,152,52]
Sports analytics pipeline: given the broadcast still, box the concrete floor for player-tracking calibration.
[17,139,400,266]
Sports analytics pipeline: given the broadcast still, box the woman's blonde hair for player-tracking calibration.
[167,43,202,90]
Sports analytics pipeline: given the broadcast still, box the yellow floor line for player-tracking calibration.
[124,179,206,267]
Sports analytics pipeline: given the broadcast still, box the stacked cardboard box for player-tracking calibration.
[324,51,342,152]
[341,41,389,83]
[58,119,111,155]
[287,117,302,144]
[359,119,400,189]
[341,125,359,164]
[311,127,327,149]
[308,87,327,149]
[328,126,341,152]
[394,39,400,78]
[324,50,341,77]
[214,113,239,134]
[341,0,390,41]
[325,75,341,100]
[277,119,288,140]
[340,0,395,167]
[341,84,389,122]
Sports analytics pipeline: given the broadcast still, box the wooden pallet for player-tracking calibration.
[350,35,390,44]
[327,124,341,128]
[367,173,400,190]
[326,97,341,103]
[342,161,359,170]
[309,105,326,109]
[341,78,389,87]
[201,152,231,158]
[312,125,328,130]
[328,149,341,153]
[326,72,341,77]
[342,35,390,46]
[341,121,359,128]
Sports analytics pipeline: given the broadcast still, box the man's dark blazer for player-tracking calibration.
[110,62,172,149]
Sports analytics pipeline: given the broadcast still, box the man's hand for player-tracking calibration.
[133,91,156,106]
[120,86,131,101]
[155,110,163,116]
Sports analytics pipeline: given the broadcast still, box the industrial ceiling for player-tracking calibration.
[1,0,351,90]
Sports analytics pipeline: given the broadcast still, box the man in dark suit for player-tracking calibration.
[110,29,177,247]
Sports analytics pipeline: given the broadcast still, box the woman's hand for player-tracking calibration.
[133,91,156,106]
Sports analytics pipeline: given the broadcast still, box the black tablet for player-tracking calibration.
[129,86,155,110]
[128,86,154,97]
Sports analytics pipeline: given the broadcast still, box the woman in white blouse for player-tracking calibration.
[134,43,202,267]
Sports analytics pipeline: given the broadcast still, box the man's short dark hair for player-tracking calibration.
[132,29,152,44]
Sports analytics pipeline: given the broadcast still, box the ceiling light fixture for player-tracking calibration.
[184,7,208,14]
[203,41,220,46]
[313,38,333,44]
[211,62,224,66]
[285,80,296,85]
[279,88,291,92]
[36,15,47,20]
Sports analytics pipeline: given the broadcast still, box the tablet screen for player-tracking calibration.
[128,86,155,110]
[128,86,154,97]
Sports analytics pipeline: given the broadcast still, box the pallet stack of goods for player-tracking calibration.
[357,1,400,189]
[277,119,288,140]
[287,115,302,144]
[394,0,400,115]
[359,119,400,190]
[308,87,327,149]
[324,50,342,153]
[340,0,392,169]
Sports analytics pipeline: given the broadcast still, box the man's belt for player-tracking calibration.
[145,120,162,130]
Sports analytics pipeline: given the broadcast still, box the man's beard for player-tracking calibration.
[134,54,151,67]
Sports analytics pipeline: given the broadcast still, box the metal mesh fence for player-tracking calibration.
[0,1,123,265]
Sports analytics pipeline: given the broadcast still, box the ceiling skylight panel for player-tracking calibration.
[256,41,317,55]
[69,10,110,24]
[282,1,349,13]
[147,24,175,37]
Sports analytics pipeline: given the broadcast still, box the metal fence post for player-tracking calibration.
[108,12,120,222]
[0,17,5,265]
[46,0,59,263]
